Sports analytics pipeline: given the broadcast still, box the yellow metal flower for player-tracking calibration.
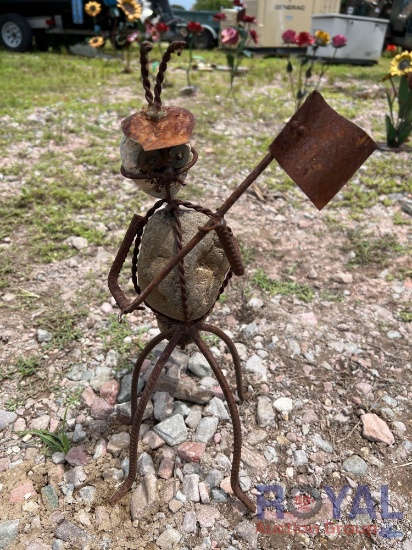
[315,30,330,47]
[89,36,104,48]
[117,0,142,21]
[390,51,412,76]
[85,2,102,17]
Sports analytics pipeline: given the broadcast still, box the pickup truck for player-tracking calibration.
[0,0,177,52]
[173,9,219,49]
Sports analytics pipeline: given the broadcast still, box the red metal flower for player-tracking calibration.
[249,29,258,44]
[282,29,296,44]
[295,31,315,47]
[187,21,203,33]
[156,22,169,34]
[213,12,227,21]
[221,27,239,45]
[242,15,257,23]
[385,44,397,52]
[233,0,244,5]
[331,34,347,48]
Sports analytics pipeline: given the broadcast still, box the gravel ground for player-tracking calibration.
[0,76,411,550]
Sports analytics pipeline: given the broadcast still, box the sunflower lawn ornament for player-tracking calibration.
[85,1,102,17]
[106,41,376,512]
[384,51,412,148]
[89,35,104,48]
[117,0,142,22]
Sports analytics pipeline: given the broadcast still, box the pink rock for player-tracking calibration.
[65,445,89,466]
[226,314,237,326]
[93,438,107,459]
[158,457,174,480]
[177,442,206,463]
[361,413,395,445]
[356,382,373,396]
[331,272,353,284]
[301,409,318,423]
[212,386,224,400]
[220,477,233,494]
[198,482,210,504]
[142,430,165,450]
[323,382,333,392]
[298,312,318,325]
[214,433,222,444]
[49,418,60,433]
[100,379,120,406]
[140,359,153,378]
[303,365,312,376]
[10,481,36,503]
[90,398,113,419]
[81,387,97,408]
[196,505,221,528]
[0,457,10,472]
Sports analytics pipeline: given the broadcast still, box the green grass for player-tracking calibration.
[251,268,314,302]
[347,229,410,267]
[19,408,71,455]
[399,309,412,322]
[98,314,147,370]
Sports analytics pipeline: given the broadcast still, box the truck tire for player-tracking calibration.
[193,29,214,50]
[0,13,32,52]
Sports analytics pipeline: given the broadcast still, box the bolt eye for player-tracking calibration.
[168,145,190,168]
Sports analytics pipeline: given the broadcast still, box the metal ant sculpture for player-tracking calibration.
[107,41,376,512]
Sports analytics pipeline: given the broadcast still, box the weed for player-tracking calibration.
[399,309,412,322]
[201,333,220,347]
[98,314,147,370]
[19,408,71,454]
[320,289,345,302]
[385,268,412,281]
[393,212,411,226]
[347,229,409,267]
[251,268,314,302]
[65,387,83,407]
[34,305,85,349]
[15,355,41,377]
[4,396,25,411]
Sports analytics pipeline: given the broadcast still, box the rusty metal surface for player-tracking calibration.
[121,107,195,151]
[269,91,376,210]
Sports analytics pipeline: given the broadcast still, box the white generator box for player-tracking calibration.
[310,14,388,63]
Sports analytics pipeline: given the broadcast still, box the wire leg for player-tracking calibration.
[109,326,184,504]
[198,322,246,402]
[120,328,175,425]
[191,329,255,513]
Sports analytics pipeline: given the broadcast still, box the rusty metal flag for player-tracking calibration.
[269,91,376,210]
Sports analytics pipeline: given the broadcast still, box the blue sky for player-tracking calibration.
[173,0,194,9]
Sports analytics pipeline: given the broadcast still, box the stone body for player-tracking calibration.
[137,209,229,323]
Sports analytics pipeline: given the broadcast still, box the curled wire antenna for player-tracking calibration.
[140,41,154,106]
[153,41,186,108]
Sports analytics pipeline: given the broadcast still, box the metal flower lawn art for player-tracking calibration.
[383,51,412,148]
[106,41,376,512]
[282,29,347,111]
[214,1,258,97]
